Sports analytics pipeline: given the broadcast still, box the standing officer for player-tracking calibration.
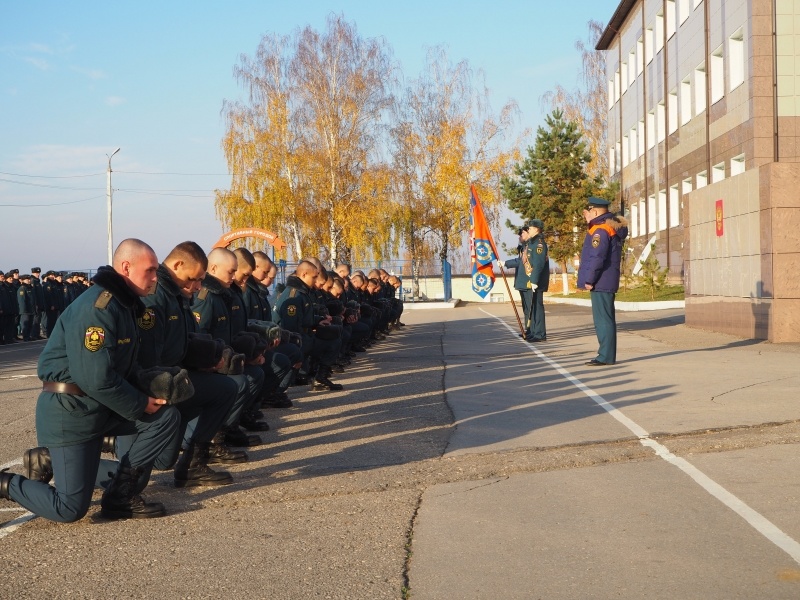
[577,197,629,366]
[31,267,45,339]
[0,239,181,522]
[42,271,62,338]
[504,226,532,338]
[525,219,549,342]
[0,271,10,344]
[17,274,36,341]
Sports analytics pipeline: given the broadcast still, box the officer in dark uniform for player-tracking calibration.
[525,219,549,342]
[273,260,343,392]
[192,247,266,445]
[31,267,45,339]
[0,271,10,344]
[42,271,62,337]
[0,239,181,522]
[577,197,629,366]
[135,241,240,486]
[504,226,533,338]
[17,274,36,341]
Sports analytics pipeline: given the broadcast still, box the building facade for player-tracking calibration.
[598,0,800,341]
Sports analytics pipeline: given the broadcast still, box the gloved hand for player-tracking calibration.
[531,284,538,291]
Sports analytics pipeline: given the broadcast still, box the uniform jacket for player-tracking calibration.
[138,264,197,368]
[36,267,149,447]
[192,274,236,344]
[504,242,531,291]
[31,277,45,311]
[242,276,271,321]
[17,282,35,314]
[526,233,550,291]
[272,275,315,346]
[577,213,629,293]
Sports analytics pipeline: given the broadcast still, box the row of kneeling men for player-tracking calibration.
[0,239,404,522]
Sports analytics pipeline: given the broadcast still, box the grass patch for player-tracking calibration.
[550,285,684,302]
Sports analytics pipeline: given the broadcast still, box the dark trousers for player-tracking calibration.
[261,350,293,396]
[517,288,532,334]
[8,405,180,523]
[590,291,617,364]
[45,310,59,337]
[117,371,237,470]
[19,313,33,340]
[529,289,546,340]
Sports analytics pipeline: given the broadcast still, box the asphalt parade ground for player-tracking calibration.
[2,302,800,599]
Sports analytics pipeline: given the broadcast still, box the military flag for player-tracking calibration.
[469,185,498,298]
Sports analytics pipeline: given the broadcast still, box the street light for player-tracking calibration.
[106,147,120,264]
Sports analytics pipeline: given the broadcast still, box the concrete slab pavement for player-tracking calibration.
[409,302,800,599]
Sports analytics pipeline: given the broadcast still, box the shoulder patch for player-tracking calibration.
[137,308,156,330]
[287,305,297,317]
[536,245,543,254]
[193,311,201,324]
[94,290,113,309]
[592,234,601,248]
[84,326,105,351]
[197,288,209,301]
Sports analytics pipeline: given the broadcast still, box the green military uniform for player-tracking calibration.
[525,221,549,342]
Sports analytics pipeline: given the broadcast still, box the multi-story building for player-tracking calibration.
[598,0,800,341]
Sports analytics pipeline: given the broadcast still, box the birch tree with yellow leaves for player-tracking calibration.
[216,15,396,263]
[390,47,521,285]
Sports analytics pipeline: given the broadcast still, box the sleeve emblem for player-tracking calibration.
[591,234,601,248]
[287,305,297,317]
[84,326,105,352]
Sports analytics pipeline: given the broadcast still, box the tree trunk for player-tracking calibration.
[561,260,570,295]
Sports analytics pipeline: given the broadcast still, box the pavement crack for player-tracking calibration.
[709,375,798,404]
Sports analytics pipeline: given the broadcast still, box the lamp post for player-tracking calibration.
[106,147,120,264]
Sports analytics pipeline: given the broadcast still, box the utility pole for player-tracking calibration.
[106,147,120,264]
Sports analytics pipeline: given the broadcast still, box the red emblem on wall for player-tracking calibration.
[715,199,723,237]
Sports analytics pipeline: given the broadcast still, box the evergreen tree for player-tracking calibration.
[502,109,601,293]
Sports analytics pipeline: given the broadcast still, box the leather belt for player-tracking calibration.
[42,381,86,396]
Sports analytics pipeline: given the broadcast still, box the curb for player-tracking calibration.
[544,295,685,312]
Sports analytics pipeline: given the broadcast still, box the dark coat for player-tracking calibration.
[36,267,148,447]
[526,232,550,291]
[577,213,629,293]
[504,242,531,291]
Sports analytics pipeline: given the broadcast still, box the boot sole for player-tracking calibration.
[174,477,234,488]
[100,508,166,520]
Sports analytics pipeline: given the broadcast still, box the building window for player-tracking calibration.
[669,185,680,228]
[697,170,707,189]
[711,45,724,104]
[656,12,664,52]
[615,142,621,172]
[679,0,690,24]
[712,162,725,183]
[648,194,657,233]
[608,80,615,109]
[668,89,678,134]
[680,76,692,125]
[629,51,636,85]
[694,62,707,114]
[637,38,644,75]
[657,101,666,143]
[731,153,745,176]
[658,190,668,231]
[666,0,676,39]
[645,27,654,64]
[629,128,637,160]
[729,29,744,91]
[622,135,629,166]
[621,62,628,91]
[647,110,656,149]
[608,145,615,175]
[614,69,620,103]
[638,119,646,156]
[631,203,639,238]
[682,177,693,195]
[639,199,647,236]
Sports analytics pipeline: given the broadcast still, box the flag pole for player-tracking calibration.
[470,184,526,338]
[497,261,526,338]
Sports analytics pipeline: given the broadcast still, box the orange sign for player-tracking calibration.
[213,227,287,250]
[715,200,723,237]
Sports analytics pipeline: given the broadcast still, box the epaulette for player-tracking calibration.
[289,288,298,298]
[197,287,209,301]
[94,290,113,309]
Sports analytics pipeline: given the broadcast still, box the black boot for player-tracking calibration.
[0,468,13,500]
[223,425,262,447]
[23,447,53,483]
[240,411,270,432]
[100,466,166,520]
[208,432,248,463]
[262,390,293,409]
[174,443,233,488]
[312,366,343,392]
